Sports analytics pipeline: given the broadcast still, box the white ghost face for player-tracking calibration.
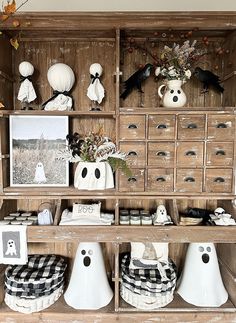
[80,248,93,267]
[157,205,167,217]
[197,244,212,264]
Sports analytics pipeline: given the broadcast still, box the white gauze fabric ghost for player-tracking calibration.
[17,61,37,103]
[44,63,75,111]
[87,63,105,104]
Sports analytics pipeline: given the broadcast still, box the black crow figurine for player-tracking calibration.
[194,67,224,93]
[120,63,153,100]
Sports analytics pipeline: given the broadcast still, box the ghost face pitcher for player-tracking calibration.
[158,80,187,108]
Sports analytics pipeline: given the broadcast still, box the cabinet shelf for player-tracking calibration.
[26,225,236,243]
[1,186,236,199]
[0,110,116,118]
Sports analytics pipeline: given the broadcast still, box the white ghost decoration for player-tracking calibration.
[44,63,75,111]
[87,63,105,104]
[64,242,113,309]
[5,239,17,256]
[153,205,172,225]
[34,162,47,183]
[177,243,228,307]
[17,61,37,103]
[74,161,114,190]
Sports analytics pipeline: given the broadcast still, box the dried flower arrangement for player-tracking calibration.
[57,129,131,176]
[154,40,200,81]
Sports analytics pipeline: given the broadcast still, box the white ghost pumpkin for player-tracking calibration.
[74,161,114,190]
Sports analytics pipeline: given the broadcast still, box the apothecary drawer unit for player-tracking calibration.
[148,114,176,139]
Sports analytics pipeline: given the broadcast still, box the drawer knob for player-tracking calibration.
[128,124,138,129]
[184,177,195,182]
[214,177,225,183]
[156,124,167,129]
[156,177,166,182]
[156,151,167,156]
[185,150,196,156]
[217,123,227,128]
[128,177,137,183]
[127,151,138,156]
[216,150,226,156]
[187,123,197,129]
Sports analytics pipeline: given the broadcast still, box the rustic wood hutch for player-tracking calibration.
[0,12,235,322]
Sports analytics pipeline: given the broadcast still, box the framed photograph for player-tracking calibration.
[10,115,69,187]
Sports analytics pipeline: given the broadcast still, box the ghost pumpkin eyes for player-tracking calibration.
[81,250,86,255]
[170,90,174,94]
[178,90,181,94]
[95,168,100,179]
[199,246,204,252]
[88,250,93,255]
[207,246,211,252]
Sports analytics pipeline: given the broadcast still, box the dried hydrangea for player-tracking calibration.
[155,40,202,81]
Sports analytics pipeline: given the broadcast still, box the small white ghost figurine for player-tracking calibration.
[153,205,172,225]
[87,63,105,105]
[17,61,37,103]
[34,162,47,183]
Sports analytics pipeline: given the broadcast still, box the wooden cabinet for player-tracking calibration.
[0,11,235,323]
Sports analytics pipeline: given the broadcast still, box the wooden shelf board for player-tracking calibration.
[2,187,236,199]
[119,107,236,114]
[119,294,236,312]
[0,295,235,323]
[26,225,236,243]
[0,110,116,118]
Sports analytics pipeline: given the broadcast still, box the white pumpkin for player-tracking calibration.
[47,63,75,92]
[19,61,34,77]
[89,63,103,77]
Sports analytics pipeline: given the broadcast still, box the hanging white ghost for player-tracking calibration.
[74,161,114,190]
[64,242,113,309]
[87,63,105,106]
[177,242,228,307]
[43,63,75,111]
[17,61,37,104]
[34,162,47,183]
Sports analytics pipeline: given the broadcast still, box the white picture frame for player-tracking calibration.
[10,115,69,187]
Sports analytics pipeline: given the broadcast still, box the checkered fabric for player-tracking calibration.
[121,254,176,298]
[5,255,67,299]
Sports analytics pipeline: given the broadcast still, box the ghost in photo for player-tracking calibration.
[5,239,17,256]
[34,162,47,183]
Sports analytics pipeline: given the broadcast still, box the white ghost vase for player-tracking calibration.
[64,242,113,309]
[177,242,228,307]
[158,80,187,108]
[74,161,114,190]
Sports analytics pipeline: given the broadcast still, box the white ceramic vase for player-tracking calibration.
[158,79,187,108]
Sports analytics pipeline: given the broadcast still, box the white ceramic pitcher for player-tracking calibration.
[158,79,187,108]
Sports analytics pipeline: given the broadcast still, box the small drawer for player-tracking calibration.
[148,114,175,139]
[206,142,234,166]
[176,169,203,193]
[177,114,205,140]
[148,142,175,167]
[177,141,204,167]
[119,115,146,140]
[119,169,145,192]
[205,168,233,193]
[119,142,146,168]
[207,115,235,140]
[147,169,174,192]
